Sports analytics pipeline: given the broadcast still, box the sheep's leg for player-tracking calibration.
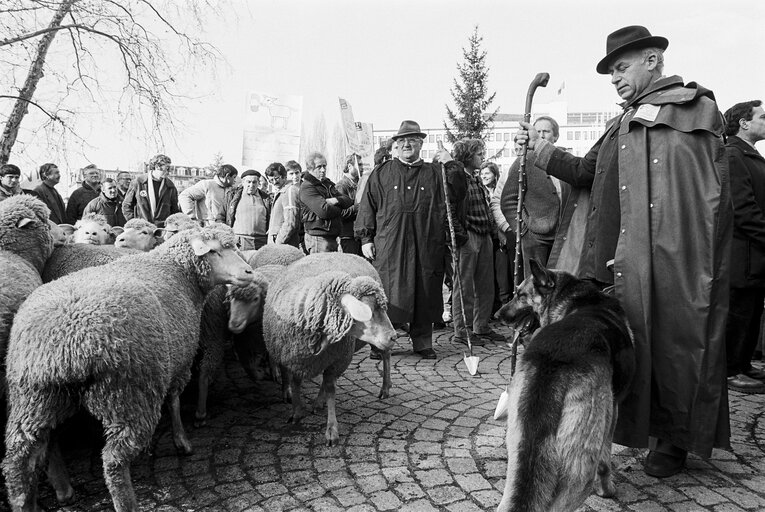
[322,373,339,446]
[280,365,292,403]
[313,380,327,411]
[287,374,308,424]
[194,370,210,428]
[4,388,73,512]
[92,386,164,512]
[46,437,75,504]
[168,392,193,455]
[379,349,391,399]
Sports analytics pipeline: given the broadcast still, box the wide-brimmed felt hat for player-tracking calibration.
[391,120,426,140]
[596,25,668,75]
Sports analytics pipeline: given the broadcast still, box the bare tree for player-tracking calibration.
[0,0,224,165]
[331,122,346,178]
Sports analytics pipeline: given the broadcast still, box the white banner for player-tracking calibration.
[339,97,374,158]
[242,92,303,170]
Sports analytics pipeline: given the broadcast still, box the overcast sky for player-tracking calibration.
[9,0,765,171]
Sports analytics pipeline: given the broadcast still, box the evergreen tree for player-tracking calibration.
[444,26,498,143]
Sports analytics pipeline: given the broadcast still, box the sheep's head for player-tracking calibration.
[114,219,163,251]
[162,212,197,241]
[0,195,54,272]
[161,224,252,290]
[300,272,396,355]
[246,243,304,268]
[72,213,116,245]
[48,220,70,247]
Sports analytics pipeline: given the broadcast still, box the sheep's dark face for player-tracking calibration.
[227,281,266,333]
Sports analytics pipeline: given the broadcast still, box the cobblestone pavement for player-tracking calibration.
[8,322,765,511]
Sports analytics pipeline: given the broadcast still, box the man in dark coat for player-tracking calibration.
[33,163,66,225]
[83,178,127,227]
[516,26,731,477]
[298,152,353,253]
[65,164,101,224]
[722,100,765,393]
[356,120,467,359]
[122,154,180,228]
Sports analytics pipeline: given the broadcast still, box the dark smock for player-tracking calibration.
[355,159,456,325]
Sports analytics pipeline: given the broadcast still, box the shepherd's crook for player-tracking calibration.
[510,72,549,376]
[438,144,479,375]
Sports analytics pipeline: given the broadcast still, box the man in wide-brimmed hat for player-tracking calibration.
[516,25,732,477]
[355,120,467,359]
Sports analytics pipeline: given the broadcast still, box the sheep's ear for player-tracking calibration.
[153,228,164,237]
[58,224,76,236]
[16,217,36,228]
[341,294,372,322]
[190,237,211,256]
[111,226,124,237]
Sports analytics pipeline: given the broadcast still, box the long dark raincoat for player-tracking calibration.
[537,76,732,457]
[355,159,464,325]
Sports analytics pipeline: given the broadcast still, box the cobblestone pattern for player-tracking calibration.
[5,323,765,511]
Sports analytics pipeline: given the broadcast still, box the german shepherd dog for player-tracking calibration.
[495,260,635,512]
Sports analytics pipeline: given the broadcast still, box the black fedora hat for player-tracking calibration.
[596,25,668,75]
[391,120,427,140]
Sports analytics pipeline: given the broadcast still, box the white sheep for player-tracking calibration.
[3,225,254,512]
[42,244,139,283]
[263,252,397,446]
[68,212,123,245]
[114,218,164,251]
[243,243,305,268]
[0,196,54,397]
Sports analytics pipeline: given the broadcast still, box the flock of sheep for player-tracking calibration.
[0,195,397,512]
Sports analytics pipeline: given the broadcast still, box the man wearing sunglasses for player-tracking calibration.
[298,152,353,253]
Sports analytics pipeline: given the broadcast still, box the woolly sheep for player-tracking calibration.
[0,196,54,396]
[263,252,397,446]
[114,218,164,251]
[4,225,254,512]
[70,212,122,245]
[244,243,304,268]
[47,220,68,247]
[42,243,139,283]
[163,212,198,241]
[194,264,283,427]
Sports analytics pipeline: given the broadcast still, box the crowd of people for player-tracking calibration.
[1,23,764,482]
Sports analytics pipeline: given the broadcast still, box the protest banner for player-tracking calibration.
[243,92,303,170]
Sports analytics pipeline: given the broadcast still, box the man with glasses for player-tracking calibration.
[179,164,238,226]
[298,152,353,253]
[356,120,466,360]
[115,171,132,203]
[122,153,180,228]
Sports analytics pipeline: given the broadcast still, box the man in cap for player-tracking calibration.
[122,153,180,227]
[516,25,731,477]
[356,120,467,359]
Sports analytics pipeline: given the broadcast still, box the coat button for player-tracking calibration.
[616,272,623,278]
[563,236,567,241]
[621,229,626,234]
[653,158,659,164]
[621,185,627,191]
[621,144,626,149]
[407,186,411,189]
[650,203,654,208]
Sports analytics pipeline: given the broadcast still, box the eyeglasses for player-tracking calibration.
[398,137,422,145]
[314,164,327,170]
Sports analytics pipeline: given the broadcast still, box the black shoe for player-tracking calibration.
[644,449,687,478]
[474,329,506,342]
[744,368,765,380]
[728,374,765,393]
[452,335,485,347]
[415,348,437,359]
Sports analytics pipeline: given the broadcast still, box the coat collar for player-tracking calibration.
[621,75,686,110]
[727,135,764,159]
[303,172,335,187]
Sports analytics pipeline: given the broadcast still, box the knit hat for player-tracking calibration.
[241,169,261,179]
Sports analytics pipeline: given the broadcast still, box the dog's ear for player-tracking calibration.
[530,259,555,293]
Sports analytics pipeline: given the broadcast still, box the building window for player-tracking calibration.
[567,132,573,141]
[436,134,442,142]
[504,132,511,141]
[428,135,434,143]
[575,131,581,140]
[487,133,494,142]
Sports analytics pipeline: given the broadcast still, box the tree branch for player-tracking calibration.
[0,95,61,122]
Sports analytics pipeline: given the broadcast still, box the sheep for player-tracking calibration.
[47,220,69,247]
[69,212,123,245]
[243,242,305,268]
[0,196,54,396]
[3,225,254,512]
[193,264,284,427]
[114,218,163,251]
[42,243,139,283]
[263,252,397,446]
[162,212,198,241]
